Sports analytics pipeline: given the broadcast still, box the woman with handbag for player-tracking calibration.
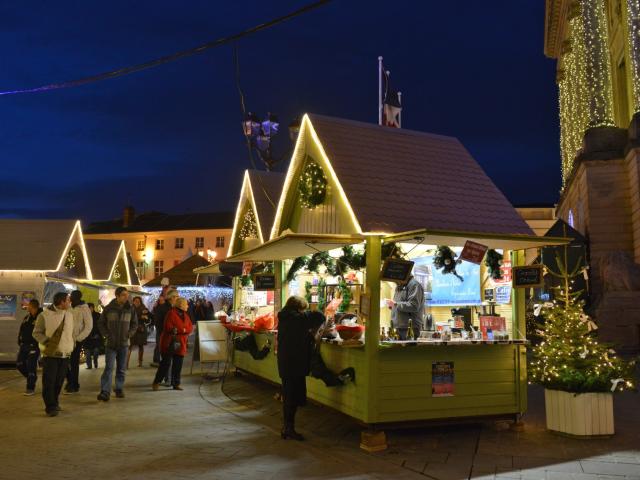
[152,297,193,391]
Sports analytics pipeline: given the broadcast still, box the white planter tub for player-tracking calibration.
[544,389,614,436]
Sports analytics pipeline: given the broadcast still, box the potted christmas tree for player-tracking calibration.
[530,249,635,436]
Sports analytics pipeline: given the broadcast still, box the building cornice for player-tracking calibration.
[544,0,570,59]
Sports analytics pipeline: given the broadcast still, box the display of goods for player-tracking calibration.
[254,312,276,331]
[223,323,254,333]
[336,324,364,341]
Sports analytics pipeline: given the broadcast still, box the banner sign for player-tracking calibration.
[0,294,18,320]
[459,241,488,265]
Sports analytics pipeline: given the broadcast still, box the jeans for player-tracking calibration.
[41,357,69,412]
[16,345,40,391]
[65,342,82,390]
[85,347,99,368]
[100,346,128,395]
[153,354,183,386]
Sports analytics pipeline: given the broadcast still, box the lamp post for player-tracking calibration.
[243,112,300,171]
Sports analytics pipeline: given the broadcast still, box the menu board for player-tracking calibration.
[512,265,544,288]
[253,274,276,291]
[459,241,488,265]
[380,258,414,283]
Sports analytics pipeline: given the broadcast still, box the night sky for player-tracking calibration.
[1,1,560,224]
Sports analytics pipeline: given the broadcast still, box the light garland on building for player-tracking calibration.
[626,0,640,114]
[558,0,615,185]
[239,206,258,240]
[64,249,77,270]
[298,157,328,209]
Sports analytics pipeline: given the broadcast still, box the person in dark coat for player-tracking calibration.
[16,299,43,395]
[151,290,177,379]
[128,296,153,368]
[277,295,317,441]
[84,303,103,369]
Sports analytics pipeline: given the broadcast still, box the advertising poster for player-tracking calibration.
[0,294,18,320]
[414,256,481,306]
[432,361,455,397]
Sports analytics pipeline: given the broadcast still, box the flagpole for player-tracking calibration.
[378,56,383,126]
[397,91,402,128]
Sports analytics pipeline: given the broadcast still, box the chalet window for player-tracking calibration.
[154,260,164,276]
[156,239,164,250]
[195,237,204,248]
[215,236,225,248]
[175,238,184,249]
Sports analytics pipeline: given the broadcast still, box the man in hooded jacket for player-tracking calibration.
[64,290,93,393]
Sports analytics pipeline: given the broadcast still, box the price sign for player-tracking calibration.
[253,274,276,291]
[512,265,544,288]
[380,258,414,283]
[459,241,488,265]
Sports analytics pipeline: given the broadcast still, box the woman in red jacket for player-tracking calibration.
[152,297,193,391]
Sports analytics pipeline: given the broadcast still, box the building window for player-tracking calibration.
[136,240,145,251]
[216,236,225,248]
[135,261,145,279]
[154,260,164,276]
[195,237,204,248]
[175,237,184,249]
[156,239,164,250]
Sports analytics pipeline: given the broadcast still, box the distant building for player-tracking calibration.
[515,205,557,236]
[84,207,234,285]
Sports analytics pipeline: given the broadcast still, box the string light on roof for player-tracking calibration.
[626,1,640,113]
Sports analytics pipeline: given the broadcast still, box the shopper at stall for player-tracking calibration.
[277,295,318,441]
[64,290,93,394]
[16,299,43,396]
[32,292,75,417]
[84,303,102,369]
[386,275,425,340]
[128,296,152,368]
[97,287,137,401]
[152,297,193,391]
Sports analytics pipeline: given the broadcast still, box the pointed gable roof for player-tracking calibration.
[246,170,284,240]
[84,239,127,282]
[300,114,533,236]
[144,254,211,287]
[0,219,87,271]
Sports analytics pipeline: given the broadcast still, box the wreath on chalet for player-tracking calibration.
[298,158,327,209]
[433,245,463,282]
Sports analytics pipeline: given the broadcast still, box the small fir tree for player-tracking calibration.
[240,207,258,240]
[530,248,635,393]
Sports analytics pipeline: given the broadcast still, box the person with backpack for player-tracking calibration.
[17,299,43,396]
[32,292,75,417]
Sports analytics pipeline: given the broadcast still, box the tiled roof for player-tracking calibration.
[0,219,77,271]
[84,240,122,280]
[307,114,533,236]
[85,211,234,234]
[143,254,211,287]
[247,170,284,239]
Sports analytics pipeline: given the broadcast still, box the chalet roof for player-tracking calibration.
[306,114,533,236]
[85,211,234,234]
[126,253,141,286]
[246,170,284,240]
[84,239,122,281]
[144,254,211,287]
[0,219,78,271]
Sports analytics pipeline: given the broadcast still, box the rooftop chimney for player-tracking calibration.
[123,205,135,228]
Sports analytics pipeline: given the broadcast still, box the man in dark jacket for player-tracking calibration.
[151,289,177,382]
[97,287,137,401]
[17,299,42,395]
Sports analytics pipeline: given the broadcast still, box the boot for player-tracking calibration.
[281,422,304,441]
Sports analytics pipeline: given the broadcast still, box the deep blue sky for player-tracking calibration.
[1,1,560,223]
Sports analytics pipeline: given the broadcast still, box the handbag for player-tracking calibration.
[166,334,181,355]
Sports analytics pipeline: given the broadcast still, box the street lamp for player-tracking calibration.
[242,112,300,171]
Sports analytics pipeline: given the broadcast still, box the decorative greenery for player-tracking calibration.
[304,281,313,304]
[239,207,258,240]
[64,249,77,270]
[287,256,308,283]
[433,246,463,282]
[317,278,327,312]
[337,280,352,313]
[485,249,503,280]
[530,249,636,394]
[298,158,328,209]
[240,275,252,287]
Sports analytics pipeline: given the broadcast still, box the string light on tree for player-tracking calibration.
[239,207,258,240]
[625,0,640,113]
[64,249,77,270]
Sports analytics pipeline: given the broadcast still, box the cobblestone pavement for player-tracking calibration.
[0,348,638,480]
